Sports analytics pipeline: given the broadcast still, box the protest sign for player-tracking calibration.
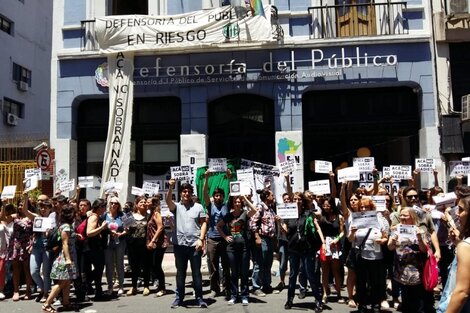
[279,159,296,175]
[131,186,145,196]
[24,176,38,193]
[397,224,417,242]
[351,211,380,229]
[449,161,470,177]
[276,203,299,220]
[208,158,227,172]
[229,181,251,196]
[314,160,332,174]
[122,212,136,228]
[1,185,16,199]
[59,179,75,193]
[432,192,457,209]
[170,165,192,181]
[371,195,387,212]
[25,168,42,180]
[308,180,330,195]
[390,165,412,180]
[415,158,435,173]
[142,181,159,196]
[103,181,123,194]
[78,176,101,188]
[353,157,375,172]
[33,217,56,232]
[337,167,360,183]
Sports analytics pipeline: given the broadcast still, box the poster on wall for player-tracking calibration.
[275,131,304,203]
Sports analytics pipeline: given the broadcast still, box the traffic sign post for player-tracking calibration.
[36,149,51,171]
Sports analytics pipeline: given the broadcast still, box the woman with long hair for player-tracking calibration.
[282,192,325,311]
[104,196,127,296]
[146,196,168,297]
[216,195,251,305]
[41,205,78,313]
[2,199,33,301]
[387,207,429,313]
[318,196,344,303]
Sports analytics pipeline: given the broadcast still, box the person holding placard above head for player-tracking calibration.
[1,197,34,301]
[103,196,127,296]
[216,195,252,305]
[318,196,345,304]
[340,181,362,308]
[348,198,389,313]
[21,193,53,303]
[202,170,231,300]
[249,188,278,297]
[166,179,208,309]
[281,192,326,312]
[387,207,429,313]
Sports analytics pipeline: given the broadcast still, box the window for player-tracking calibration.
[0,14,13,35]
[110,0,148,15]
[3,98,24,118]
[12,63,32,86]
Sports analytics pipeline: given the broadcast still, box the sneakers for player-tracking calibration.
[253,289,266,297]
[241,297,249,306]
[285,300,293,309]
[228,297,236,305]
[381,300,390,310]
[117,289,124,296]
[197,298,208,308]
[142,288,150,296]
[126,288,137,296]
[155,290,166,297]
[0,292,5,300]
[298,290,306,299]
[171,299,182,309]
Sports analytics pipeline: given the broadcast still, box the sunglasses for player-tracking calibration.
[406,195,418,199]
[110,202,119,205]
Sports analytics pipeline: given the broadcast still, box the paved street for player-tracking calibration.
[0,252,408,313]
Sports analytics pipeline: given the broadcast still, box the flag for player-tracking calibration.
[249,0,265,17]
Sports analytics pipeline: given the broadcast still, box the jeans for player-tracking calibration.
[152,247,166,291]
[104,239,126,289]
[174,245,203,301]
[287,250,321,302]
[278,241,288,277]
[299,254,322,296]
[355,257,386,306]
[206,238,230,293]
[226,241,250,298]
[30,246,52,293]
[251,236,273,290]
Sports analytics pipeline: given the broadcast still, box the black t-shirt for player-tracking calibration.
[285,212,312,252]
[223,210,249,251]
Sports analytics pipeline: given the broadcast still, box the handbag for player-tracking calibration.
[345,228,372,269]
[422,246,439,291]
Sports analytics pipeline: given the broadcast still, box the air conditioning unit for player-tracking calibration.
[6,113,18,126]
[17,81,28,92]
[448,0,470,14]
[462,94,470,121]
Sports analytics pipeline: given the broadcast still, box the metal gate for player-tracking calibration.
[0,161,37,200]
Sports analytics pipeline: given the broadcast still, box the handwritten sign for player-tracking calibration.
[337,166,360,183]
[276,203,299,220]
[314,160,332,174]
[279,159,296,175]
[59,179,76,193]
[415,158,435,173]
[78,176,101,188]
[1,185,16,199]
[170,165,192,181]
[131,186,145,196]
[449,161,470,177]
[142,181,159,196]
[208,158,227,172]
[353,157,375,172]
[25,168,42,179]
[390,165,412,180]
[308,180,330,195]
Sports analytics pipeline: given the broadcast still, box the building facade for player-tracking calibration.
[51,0,444,198]
[0,0,52,195]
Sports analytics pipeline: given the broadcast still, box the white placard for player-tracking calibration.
[25,168,42,179]
[308,180,330,195]
[59,179,75,193]
[396,224,417,242]
[229,181,251,196]
[142,181,159,196]
[24,176,38,192]
[208,158,227,173]
[1,185,17,199]
[432,192,457,209]
[415,158,435,173]
[236,168,256,197]
[390,165,412,180]
[337,166,360,183]
[463,157,470,162]
[33,217,56,232]
[103,181,124,194]
[78,176,101,188]
[353,157,375,172]
[371,195,387,212]
[314,160,332,174]
[449,161,470,177]
[160,203,174,217]
[170,165,192,181]
[131,186,145,196]
[279,159,296,174]
[351,211,380,229]
[276,203,299,220]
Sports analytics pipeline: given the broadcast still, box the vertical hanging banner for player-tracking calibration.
[100,52,134,205]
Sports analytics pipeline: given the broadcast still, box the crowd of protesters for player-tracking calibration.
[0,166,469,313]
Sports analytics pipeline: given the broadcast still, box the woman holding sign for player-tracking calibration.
[348,198,389,313]
[387,207,429,313]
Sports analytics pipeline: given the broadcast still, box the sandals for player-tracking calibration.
[42,304,57,313]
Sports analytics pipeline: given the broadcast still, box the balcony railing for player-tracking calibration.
[308,1,408,39]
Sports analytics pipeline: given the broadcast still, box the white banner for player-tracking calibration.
[276,203,299,220]
[95,6,273,53]
[308,180,331,195]
[337,166,360,183]
[1,185,16,199]
[100,52,134,205]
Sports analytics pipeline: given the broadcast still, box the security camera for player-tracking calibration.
[33,142,48,151]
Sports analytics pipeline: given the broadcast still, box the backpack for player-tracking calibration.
[45,226,62,253]
[75,218,88,243]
